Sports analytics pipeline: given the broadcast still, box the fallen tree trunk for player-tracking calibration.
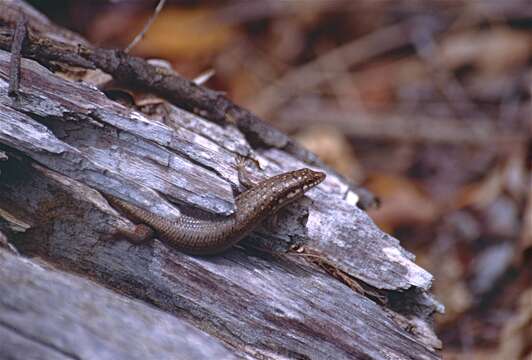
[0,2,443,359]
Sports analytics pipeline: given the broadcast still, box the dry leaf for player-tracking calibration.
[439,27,531,74]
[426,250,472,326]
[295,125,364,182]
[366,174,438,232]
[496,289,532,359]
[133,8,236,58]
[520,179,532,255]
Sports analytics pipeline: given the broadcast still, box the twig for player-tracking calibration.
[277,104,526,145]
[0,231,19,255]
[290,246,388,304]
[8,14,27,97]
[250,21,414,117]
[125,0,167,53]
[410,17,485,120]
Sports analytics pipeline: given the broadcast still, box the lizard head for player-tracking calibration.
[235,168,326,220]
[271,168,326,210]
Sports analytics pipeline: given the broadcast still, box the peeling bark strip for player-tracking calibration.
[0,1,442,359]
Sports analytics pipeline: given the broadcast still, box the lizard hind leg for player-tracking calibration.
[88,223,154,258]
[97,223,154,247]
[116,223,155,245]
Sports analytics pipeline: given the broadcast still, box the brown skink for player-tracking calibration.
[106,168,326,255]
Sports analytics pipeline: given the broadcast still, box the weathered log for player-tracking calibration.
[0,2,443,359]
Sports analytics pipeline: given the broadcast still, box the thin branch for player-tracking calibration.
[125,0,167,53]
[410,17,485,120]
[249,21,414,117]
[277,103,527,145]
[8,13,27,97]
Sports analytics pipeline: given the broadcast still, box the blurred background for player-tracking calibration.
[27,1,531,358]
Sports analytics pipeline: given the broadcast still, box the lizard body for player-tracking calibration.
[106,168,325,255]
